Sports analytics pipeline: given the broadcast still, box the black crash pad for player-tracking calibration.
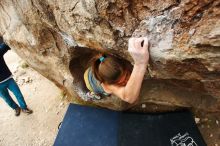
[54,104,206,146]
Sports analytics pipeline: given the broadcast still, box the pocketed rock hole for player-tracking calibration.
[69,47,97,100]
[68,46,131,101]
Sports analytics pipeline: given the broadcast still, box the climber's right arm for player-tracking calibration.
[102,37,149,104]
[118,37,149,103]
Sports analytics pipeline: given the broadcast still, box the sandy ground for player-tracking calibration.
[0,51,68,146]
[0,51,219,146]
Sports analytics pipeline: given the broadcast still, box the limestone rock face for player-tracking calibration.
[0,0,219,112]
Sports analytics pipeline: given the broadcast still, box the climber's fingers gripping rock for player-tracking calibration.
[128,37,149,66]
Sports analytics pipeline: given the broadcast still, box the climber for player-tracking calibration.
[84,37,149,104]
[0,38,33,116]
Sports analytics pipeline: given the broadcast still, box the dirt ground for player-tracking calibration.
[196,111,220,146]
[0,51,219,146]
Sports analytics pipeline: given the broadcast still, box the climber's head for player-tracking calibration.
[92,53,132,86]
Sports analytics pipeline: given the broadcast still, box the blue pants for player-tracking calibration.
[0,78,27,109]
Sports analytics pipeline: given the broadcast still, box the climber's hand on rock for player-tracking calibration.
[128,37,149,66]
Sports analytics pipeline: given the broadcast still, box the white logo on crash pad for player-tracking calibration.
[170,132,198,146]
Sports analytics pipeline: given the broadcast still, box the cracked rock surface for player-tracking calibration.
[0,0,219,112]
